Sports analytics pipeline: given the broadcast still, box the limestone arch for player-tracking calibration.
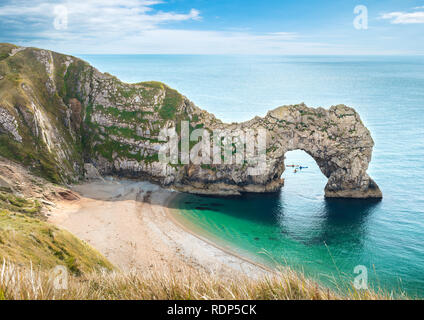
[175,104,382,199]
[260,104,382,199]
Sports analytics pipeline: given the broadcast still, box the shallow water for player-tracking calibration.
[81,54,424,296]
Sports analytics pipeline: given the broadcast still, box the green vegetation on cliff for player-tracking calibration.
[0,43,192,183]
[0,190,113,275]
[0,135,62,183]
[0,43,381,199]
[0,44,84,183]
[159,87,183,120]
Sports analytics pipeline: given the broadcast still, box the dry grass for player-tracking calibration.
[0,260,406,300]
[0,190,410,300]
[0,207,113,276]
[0,190,409,301]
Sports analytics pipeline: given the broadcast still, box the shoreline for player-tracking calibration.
[49,179,269,278]
[163,192,273,276]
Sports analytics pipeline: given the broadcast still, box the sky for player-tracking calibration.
[0,0,423,55]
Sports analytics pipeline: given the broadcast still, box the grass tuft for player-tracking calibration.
[0,191,113,275]
[0,260,408,300]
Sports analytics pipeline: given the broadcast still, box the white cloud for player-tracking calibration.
[380,9,424,24]
[3,0,416,55]
[0,0,200,34]
[0,0,306,54]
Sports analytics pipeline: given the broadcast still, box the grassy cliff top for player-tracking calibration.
[0,158,113,276]
[0,190,113,275]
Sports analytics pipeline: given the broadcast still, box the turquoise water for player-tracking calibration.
[81,54,424,296]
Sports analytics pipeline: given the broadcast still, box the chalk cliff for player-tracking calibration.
[0,44,381,198]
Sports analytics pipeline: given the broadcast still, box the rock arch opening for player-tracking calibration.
[282,150,327,196]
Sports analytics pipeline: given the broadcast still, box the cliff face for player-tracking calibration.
[0,44,382,198]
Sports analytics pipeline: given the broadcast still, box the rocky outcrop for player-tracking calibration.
[0,107,22,142]
[0,43,381,199]
[249,105,381,198]
[84,163,104,181]
[165,103,382,199]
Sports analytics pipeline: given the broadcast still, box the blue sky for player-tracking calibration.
[0,0,423,54]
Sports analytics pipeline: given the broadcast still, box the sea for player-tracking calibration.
[80,54,424,297]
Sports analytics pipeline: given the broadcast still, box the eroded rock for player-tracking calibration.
[0,44,382,199]
[84,163,105,181]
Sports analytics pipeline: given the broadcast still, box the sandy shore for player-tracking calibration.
[49,179,268,278]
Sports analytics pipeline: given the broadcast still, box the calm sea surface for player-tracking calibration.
[80,54,424,296]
